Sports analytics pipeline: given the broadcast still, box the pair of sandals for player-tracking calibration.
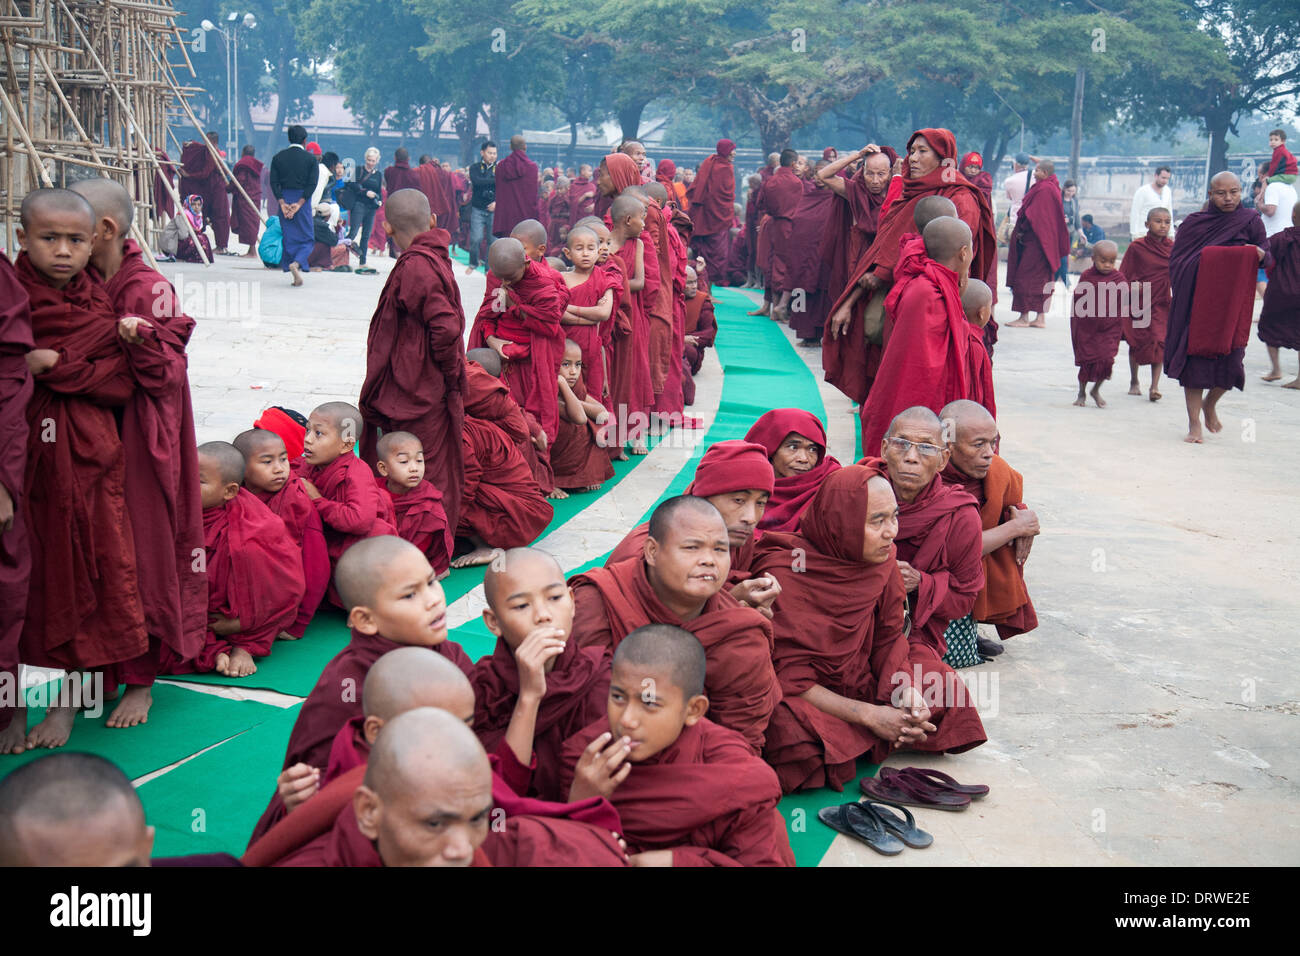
[355,266,378,275]
[860,766,990,811]
[818,767,990,856]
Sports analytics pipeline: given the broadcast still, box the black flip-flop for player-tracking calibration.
[355,267,377,275]
[860,772,971,811]
[860,800,933,848]
[883,766,990,799]
[817,803,904,856]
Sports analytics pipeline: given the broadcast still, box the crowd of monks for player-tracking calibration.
[1,119,1296,866]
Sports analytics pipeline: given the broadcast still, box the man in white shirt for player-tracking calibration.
[1001,152,1034,227]
[1130,166,1174,238]
[1253,176,1298,296]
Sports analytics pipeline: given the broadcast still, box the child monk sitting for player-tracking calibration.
[551,339,614,497]
[452,416,554,568]
[473,548,610,801]
[164,441,304,677]
[1071,239,1129,408]
[248,535,471,843]
[561,625,795,866]
[959,278,998,416]
[234,428,328,640]
[374,431,451,577]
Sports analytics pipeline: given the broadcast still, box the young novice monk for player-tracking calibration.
[165,441,304,677]
[1121,207,1173,400]
[472,548,610,801]
[605,195,654,456]
[234,428,328,640]
[559,225,616,403]
[297,401,396,583]
[552,339,615,496]
[374,431,451,577]
[1071,239,1129,407]
[959,278,998,416]
[453,416,554,567]
[1259,201,1300,387]
[561,625,795,866]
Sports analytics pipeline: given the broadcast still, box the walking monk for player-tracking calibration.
[493,135,541,238]
[1006,160,1069,328]
[686,140,737,277]
[359,188,466,531]
[1122,208,1174,400]
[1070,240,1129,408]
[230,145,264,256]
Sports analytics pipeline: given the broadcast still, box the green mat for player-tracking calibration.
[141,705,301,858]
[778,760,881,867]
[0,681,283,783]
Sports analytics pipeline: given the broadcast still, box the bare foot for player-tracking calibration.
[26,706,76,749]
[771,307,787,323]
[1029,319,1046,329]
[1128,383,1142,395]
[289,262,303,287]
[1149,388,1162,402]
[585,483,602,492]
[611,449,629,461]
[105,686,152,728]
[746,306,770,316]
[1072,396,1087,407]
[548,488,569,499]
[1204,409,1223,433]
[1006,319,1031,328]
[1090,386,1106,408]
[451,546,497,569]
[277,630,303,641]
[1262,371,1282,382]
[630,441,649,455]
[241,250,258,258]
[0,711,27,754]
[216,648,258,677]
[464,265,477,275]
[1184,429,1203,443]
[1283,378,1300,389]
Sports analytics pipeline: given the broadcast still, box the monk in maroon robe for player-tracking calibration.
[561,624,794,866]
[787,168,837,341]
[760,151,807,322]
[1166,172,1271,442]
[230,146,264,255]
[751,462,986,793]
[559,226,618,404]
[1070,241,1129,408]
[682,267,715,406]
[572,496,781,753]
[455,416,553,566]
[415,156,454,230]
[382,148,420,195]
[553,342,615,491]
[178,134,231,252]
[358,188,466,532]
[686,139,737,277]
[463,349,554,488]
[373,431,451,577]
[493,135,541,237]
[1006,161,1070,326]
[1122,207,1174,400]
[547,179,571,254]
[644,183,688,419]
[568,165,598,227]
[601,196,654,453]
[0,256,33,754]
[1259,203,1300,387]
[745,408,842,533]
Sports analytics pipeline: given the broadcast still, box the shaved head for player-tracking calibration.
[488,237,527,279]
[940,399,995,434]
[384,188,431,234]
[1210,170,1239,191]
[510,134,526,152]
[466,347,502,377]
[232,427,284,459]
[922,215,972,265]
[19,187,94,230]
[376,430,422,459]
[886,405,943,441]
[70,177,134,231]
[362,648,475,724]
[913,195,958,233]
[614,624,707,698]
[647,494,723,543]
[644,182,669,203]
[482,546,565,610]
[610,194,645,223]
[566,224,598,247]
[197,440,245,485]
[1092,239,1119,259]
[961,278,992,313]
[335,535,425,610]
[312,401,361,434]
[510,218,547,248]
[364,706,488,801]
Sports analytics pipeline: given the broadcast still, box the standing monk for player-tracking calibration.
[416,155,454,231]
[494,135,541,238]
[687,140,737,278]
[1165,171,1270,443]
[1121,207,1174,400]
[359,189,467,532]
[1006,160,1069,328]
[568,164,598,227]
[762,150,807,324]
[179,131,231,254]
[816,146,895,308]
[229,146,264,256]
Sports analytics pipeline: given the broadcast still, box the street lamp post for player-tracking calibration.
[201,13,257,149]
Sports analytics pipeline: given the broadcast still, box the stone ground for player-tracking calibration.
[151,245,1299,866]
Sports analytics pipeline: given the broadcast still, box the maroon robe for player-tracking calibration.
[546,190,571,253]
[230,155,264,247]
[295,452,397,567]
[605,244,654,433]
[416,161,454,229]
[560,717,795,866]
[751,464,986,793]
[459,416,553,546]
[493,148,541,236]
[179,140,230,248]
[251,477,328,640]
[1259,226,1300,351]
[787,179,836,339]
[16,255,146,670]
[686,151,736,270]
[383,159,420,195]
[760,167,805,293]
[652,207,690,417]
[552,377,615,489]
[567,176,598,226]
[1071,266,1130,383]
[463,359,549,484]
[569,558,781,754]
[1121,234,1174,365]
[561,267,618,402]
[682,290,716,406]
[0,257,33,733]
[358,228,466,533]
[1007,173,1070,312]
[163,489,304,673]
[745,408,842,533]
[377,476,451,576]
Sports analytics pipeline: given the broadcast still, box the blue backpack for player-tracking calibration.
[258,216,282,267]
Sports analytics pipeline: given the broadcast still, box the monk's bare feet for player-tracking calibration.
[451,546,497,569]
[1262,371,1282,382]
[630,441,649,455]
[276,629,303,641]
[1090,385,1106,408]
[1283,378,1300,389]
[464,264,477,275]
[1029,319,1047,328]
[1072,396,1087,407]
[106,686,152,729]
[585,483,602,492]
[771,306,787,323]
[437,569,450,581]
[1184,425,1204,443]
[611,449,629,461]
[1149,388,1162,402]
[216,648,258,677]
[746,305,770,316]
[1006,319,1031,328]
[0,710,27,754]
[26,705,76,749]
[548,488,569,499]
[1128,383,1142,395]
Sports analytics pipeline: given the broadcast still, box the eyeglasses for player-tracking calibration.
[884,437,944,458]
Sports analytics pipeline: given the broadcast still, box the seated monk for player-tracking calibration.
[163,442,304,678]
[234,428,329,640]
[296,402,397,585]
[571,496,781,753]
[751,463,987,793]
[958,279,998,416]
[464,347,554,494]
[275,707,494,867]
[248,535,471,844]
[939,400,1040,656]
[472,548,610,802]
[374,431,452,578]
[606,441,781,618]
[681,266,716,407]
[0,752,154,866]
[877,407,984,665]
[744,408,842,532]
[561,625,794,866]
[551,339,614,497]
[453,416,554,568]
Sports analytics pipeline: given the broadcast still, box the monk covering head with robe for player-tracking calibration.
[745,408,842,533]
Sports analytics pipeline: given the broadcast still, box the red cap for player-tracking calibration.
[684,440,775,497]
[253,406,308,461]
[716,139,736,157]
[305,142,322,157]
[960,151,982,169]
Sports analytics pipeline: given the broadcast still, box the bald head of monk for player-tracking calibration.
[233,427,290,497]
[939,399,998,480]
[335,535,448,647]
[1208,171,1242,213]
[482,547,573,664]
[360,647,476,745]
[382,187,435,250]
[69,178,135,275]
[608,624,709,762]
[353,707,492,867]
[861,475,900,564]
[304,401,361,465]
[197,440,245,510]
[488,237,528,284]
[922,215,973,278]
[644,495,730,615]
[17,187,96,288]
[1091,238,1119,274]
[913,195,958,233]
[685,265,699,298]
[466,346,503,377]
[881,406,949,502]
[961,277,993,329]
[620,140,646,165]
[375,431,425,493]
[1034,159,1055,180]
[510,219,547,261]
[610,194,646,236]
[510,135,527,153]
[862,151,892,193]
[767,152,779,168]
[644,181,669,204]
[0,753,154,866]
